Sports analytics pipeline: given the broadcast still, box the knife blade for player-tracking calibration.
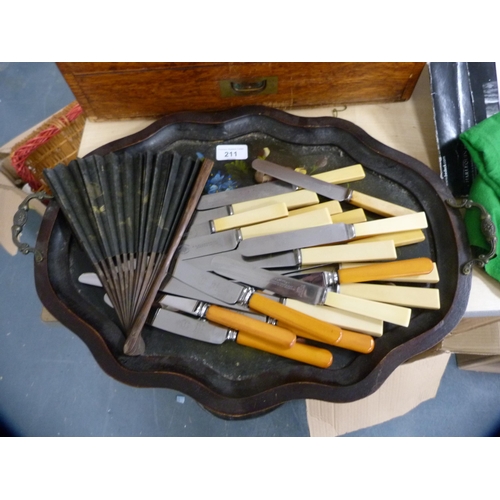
[178,207,333,259]
[171,260,343,345]
[238,211,428,257]
[209,255,434,326]
[186,202,289,239]
[196,163,366,210]
[149,307,333,368]
[252,159,416,217]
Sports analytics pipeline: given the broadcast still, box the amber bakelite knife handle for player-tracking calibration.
[204,304,296,349]
[236,331,333,368]
[281,323,375,354]
[337,257,434,284]
[248,293,342,345]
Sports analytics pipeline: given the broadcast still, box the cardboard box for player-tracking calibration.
[307,352,451,436]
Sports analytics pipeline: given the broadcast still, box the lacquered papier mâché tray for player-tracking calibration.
[33,106,472,419]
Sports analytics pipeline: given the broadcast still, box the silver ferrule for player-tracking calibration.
[227,206,234,216]
[294,248,302,268]
[209,220,216,234]
[345,187,354,202]
[226,329,238,342]
[193,301,210,318]
[325,271,338,287]
[266,317,277,326]
[235,228,243,244]
[237,286,255,306]
[319,286,330,305]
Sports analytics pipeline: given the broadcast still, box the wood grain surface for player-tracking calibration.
[57,62,425,121]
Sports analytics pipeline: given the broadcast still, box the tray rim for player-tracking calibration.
[33,105,472,419]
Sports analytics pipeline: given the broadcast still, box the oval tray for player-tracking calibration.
[33,106,472,419]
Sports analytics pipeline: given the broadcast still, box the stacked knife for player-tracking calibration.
[79,158,440,368]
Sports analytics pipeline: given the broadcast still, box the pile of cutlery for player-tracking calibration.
[79,158,440,368]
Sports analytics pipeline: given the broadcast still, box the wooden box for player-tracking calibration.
[56,62,426,121]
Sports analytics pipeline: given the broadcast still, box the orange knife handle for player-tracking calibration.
[236,331,333,368]
[248,293,342,345]
[337,257,434,284]
[205,304,296,349]
[279,322,375,354]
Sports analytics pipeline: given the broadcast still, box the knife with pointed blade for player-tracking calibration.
[238,211,428,257]
[149,307,333,368]
[196,163,366,211]
[209,255,435,326]
[170,260,343,345]
[252,159,416,217]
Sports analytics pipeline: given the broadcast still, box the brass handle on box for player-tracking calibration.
[12,191,53,262]
[446,198,497,274]
[230,80,267,94]
[220,77,278,98]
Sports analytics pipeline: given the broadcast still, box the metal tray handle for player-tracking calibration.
[446,198,497,274]
[12,191,53,262]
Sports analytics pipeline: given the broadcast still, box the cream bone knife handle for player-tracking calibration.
[288,200,342,217]
[246,293,343,345]
[211,202,288,232]
[352,212,428,238]
[330,208,367,224]
[338,283,441,310]
[299,240,397,266]
[348,190,416,217]
[283,298,384,337]
[324,292,412,327]
[337,257,434,284]
[203,304,296,348]
[231,189,319,214]
[236,331,333,368]
[346,229,426,247]
[240,207,332,239]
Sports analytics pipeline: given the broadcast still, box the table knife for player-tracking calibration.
[170,260,343,345]
[238,211,428,257]
[148,307,333,368]
[186,202,289,239]
[209,256,434,326]
[196,163,366,211]
[178,207,332,259]
[252,159,416,217]
[192,189,320,226]
[186,239,397,271]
